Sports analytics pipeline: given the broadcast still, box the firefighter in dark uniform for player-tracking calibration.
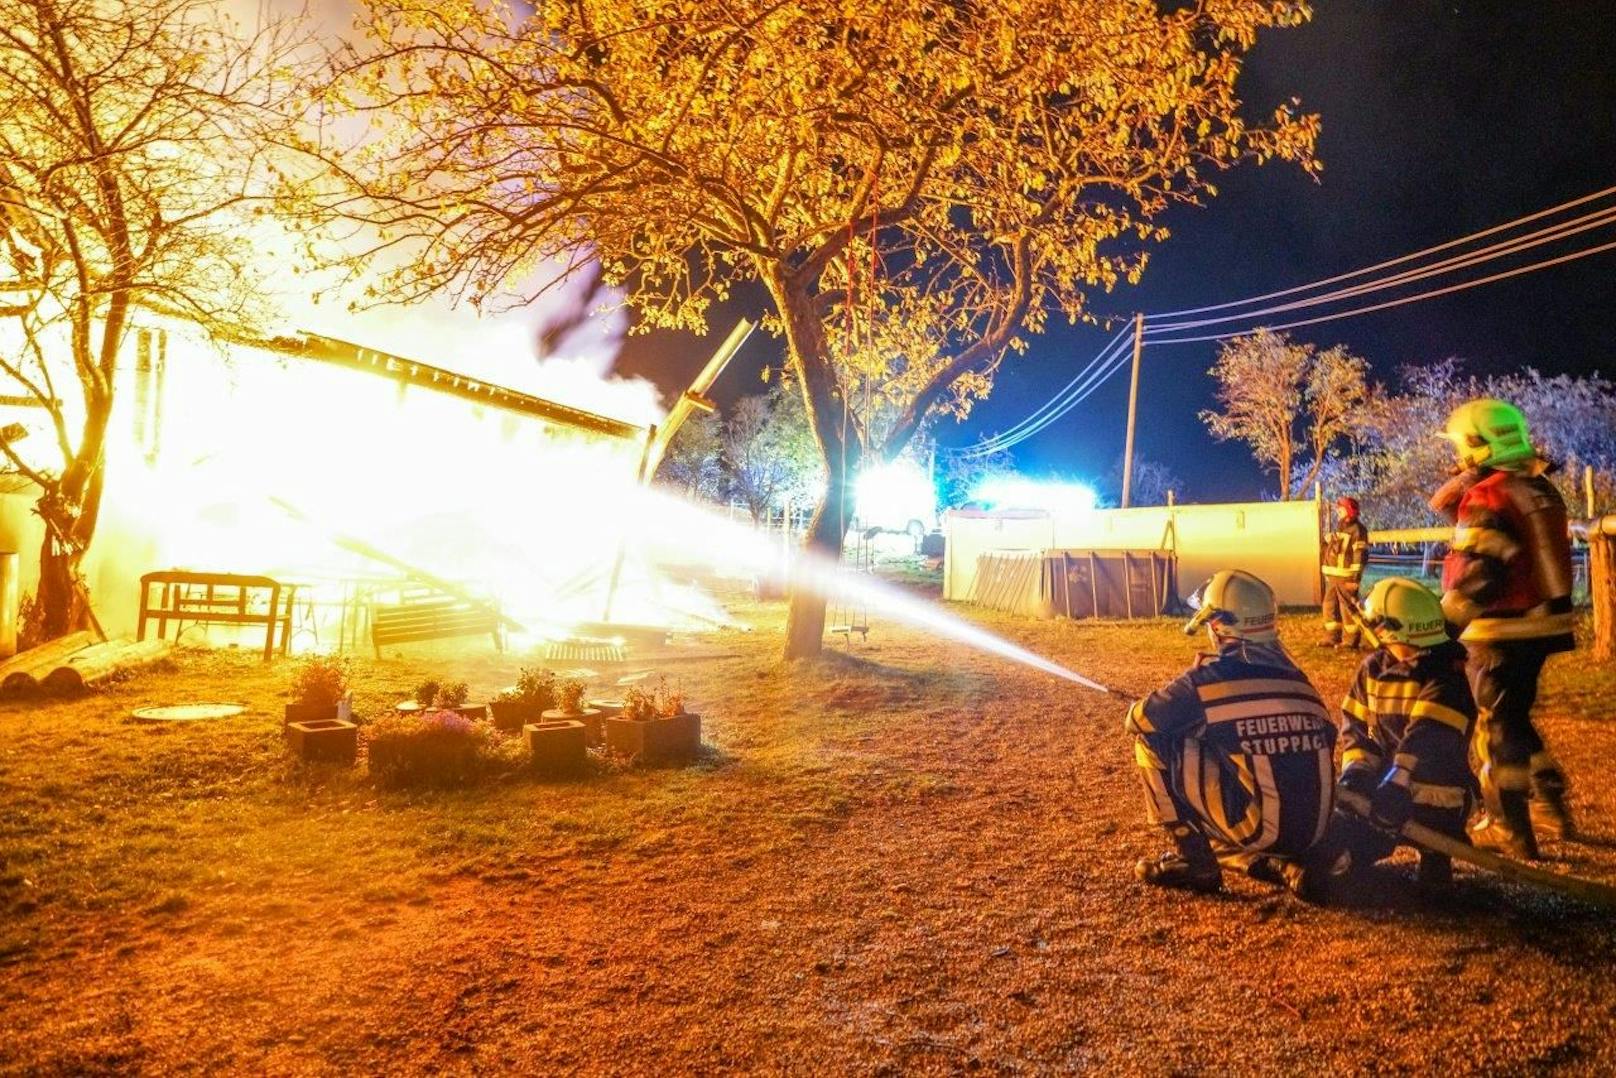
[1439,398,1576,859]
[1320,496,1370,648]
[1331,577,1477,892]
[1126,569,1336,898]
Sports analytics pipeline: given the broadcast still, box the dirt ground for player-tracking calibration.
[3,581,1616,1075]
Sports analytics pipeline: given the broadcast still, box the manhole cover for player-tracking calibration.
[130,703,247,723]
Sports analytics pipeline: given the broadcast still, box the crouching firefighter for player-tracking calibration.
[1330,577,1477,892]
[1125,570,1337,897]
[1320,496,1370,648]
[1438,398,1576,859]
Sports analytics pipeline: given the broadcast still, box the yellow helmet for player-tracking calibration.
[1184,569,1278,643]
[1441,398,1535,470]
[1361,577,1448,648]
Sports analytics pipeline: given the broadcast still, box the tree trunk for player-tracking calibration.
[783,469,854,659]
[1278,439,1294,501]
[35,519,86,641]
[761,265,862,660]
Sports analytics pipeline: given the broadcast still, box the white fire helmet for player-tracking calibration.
[1183,569,1278,643]
[1361,576,1449,648]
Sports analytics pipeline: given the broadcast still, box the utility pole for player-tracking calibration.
[1120,313,1145,508]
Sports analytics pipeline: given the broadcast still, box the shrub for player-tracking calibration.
[494,666,556,708]
[556,678,587,714]
[365,710,490,788]
[290,654,350,709]
[621,686,655,722]
[412,678,470,709]
[621,678,685,721]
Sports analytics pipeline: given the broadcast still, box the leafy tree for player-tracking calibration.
[1200,330,1370,500]
[0,0,308,638]
[309,0,1320,655]
[656,410,725,502]
[722,382,821,524]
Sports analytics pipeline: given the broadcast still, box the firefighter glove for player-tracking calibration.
[1338,765,1377,802]
[1371,766,1415,830]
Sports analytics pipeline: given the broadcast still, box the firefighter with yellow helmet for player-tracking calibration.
[1330,577,1477,892]
[1125,569,1336,898]
[1438,398,1576,859]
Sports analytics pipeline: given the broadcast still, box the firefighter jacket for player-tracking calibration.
[1340,640,1476,817]
[1441,463,1574,651]
[1126,641,1336,857]
[1322,519,1369,585]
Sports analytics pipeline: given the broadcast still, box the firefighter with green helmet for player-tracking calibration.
[1320,495,1370,648]
[1329,576,1478,893]
[1438,398,1576,860]
[1124,569,1336,898]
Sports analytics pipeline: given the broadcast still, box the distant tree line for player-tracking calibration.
[1318,359,1616,529]
[1199,331,1616,525]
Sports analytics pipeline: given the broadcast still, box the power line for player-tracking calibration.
[1146,235,1616,345]
[1147,183,1616,319]
[954,332,1133,457]
[948,323,1131,456]
[1144,203,1616,334]
[954,339,1136,457]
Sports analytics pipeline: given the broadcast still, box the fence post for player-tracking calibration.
[1591,518,1615,663]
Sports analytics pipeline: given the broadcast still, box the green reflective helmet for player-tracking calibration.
[1441,398,1534,470]
[1361,577,1448,648]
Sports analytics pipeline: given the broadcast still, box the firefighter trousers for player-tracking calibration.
[1321,580,1362,645]
[1465,639,1568,810]
[1133,733,1312,877]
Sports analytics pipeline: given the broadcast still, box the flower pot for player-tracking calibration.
[285,702,338,727]
[523,720,586,778]
[489,700,545,733]
[287,718,359,765]
[604,712,701,764]
[542,707,602,747]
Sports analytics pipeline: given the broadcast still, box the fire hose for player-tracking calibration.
[1336,790,1616,910]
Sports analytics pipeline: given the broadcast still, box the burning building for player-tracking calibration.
[0,311,740,655]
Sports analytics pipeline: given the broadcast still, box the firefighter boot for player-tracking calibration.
[1416,851,1453,896]
[1530,755,1576,841]
[1136,826,1222,893]
[1472,791,1540,861]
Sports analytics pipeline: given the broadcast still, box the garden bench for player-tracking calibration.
[369,588,504,657]
[136,571,296,661]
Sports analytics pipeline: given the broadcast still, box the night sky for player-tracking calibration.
[615,1,1616,502]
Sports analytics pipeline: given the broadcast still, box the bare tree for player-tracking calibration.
[0,0,308,638]
[1200,330,1369,500]
[305,0,1320,655]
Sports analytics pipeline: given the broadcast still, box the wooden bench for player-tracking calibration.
[137,571,296,661]
[370,589,504,657]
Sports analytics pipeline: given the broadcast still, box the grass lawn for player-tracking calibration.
[2,582,1615,1074]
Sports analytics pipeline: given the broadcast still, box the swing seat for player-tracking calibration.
[829,623,869,638]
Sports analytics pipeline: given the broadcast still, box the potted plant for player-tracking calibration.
[604,677,701,764]
[398,679,485,721]
[285,654,351,726]
[542,677,603,746]
[490,667,557,733]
